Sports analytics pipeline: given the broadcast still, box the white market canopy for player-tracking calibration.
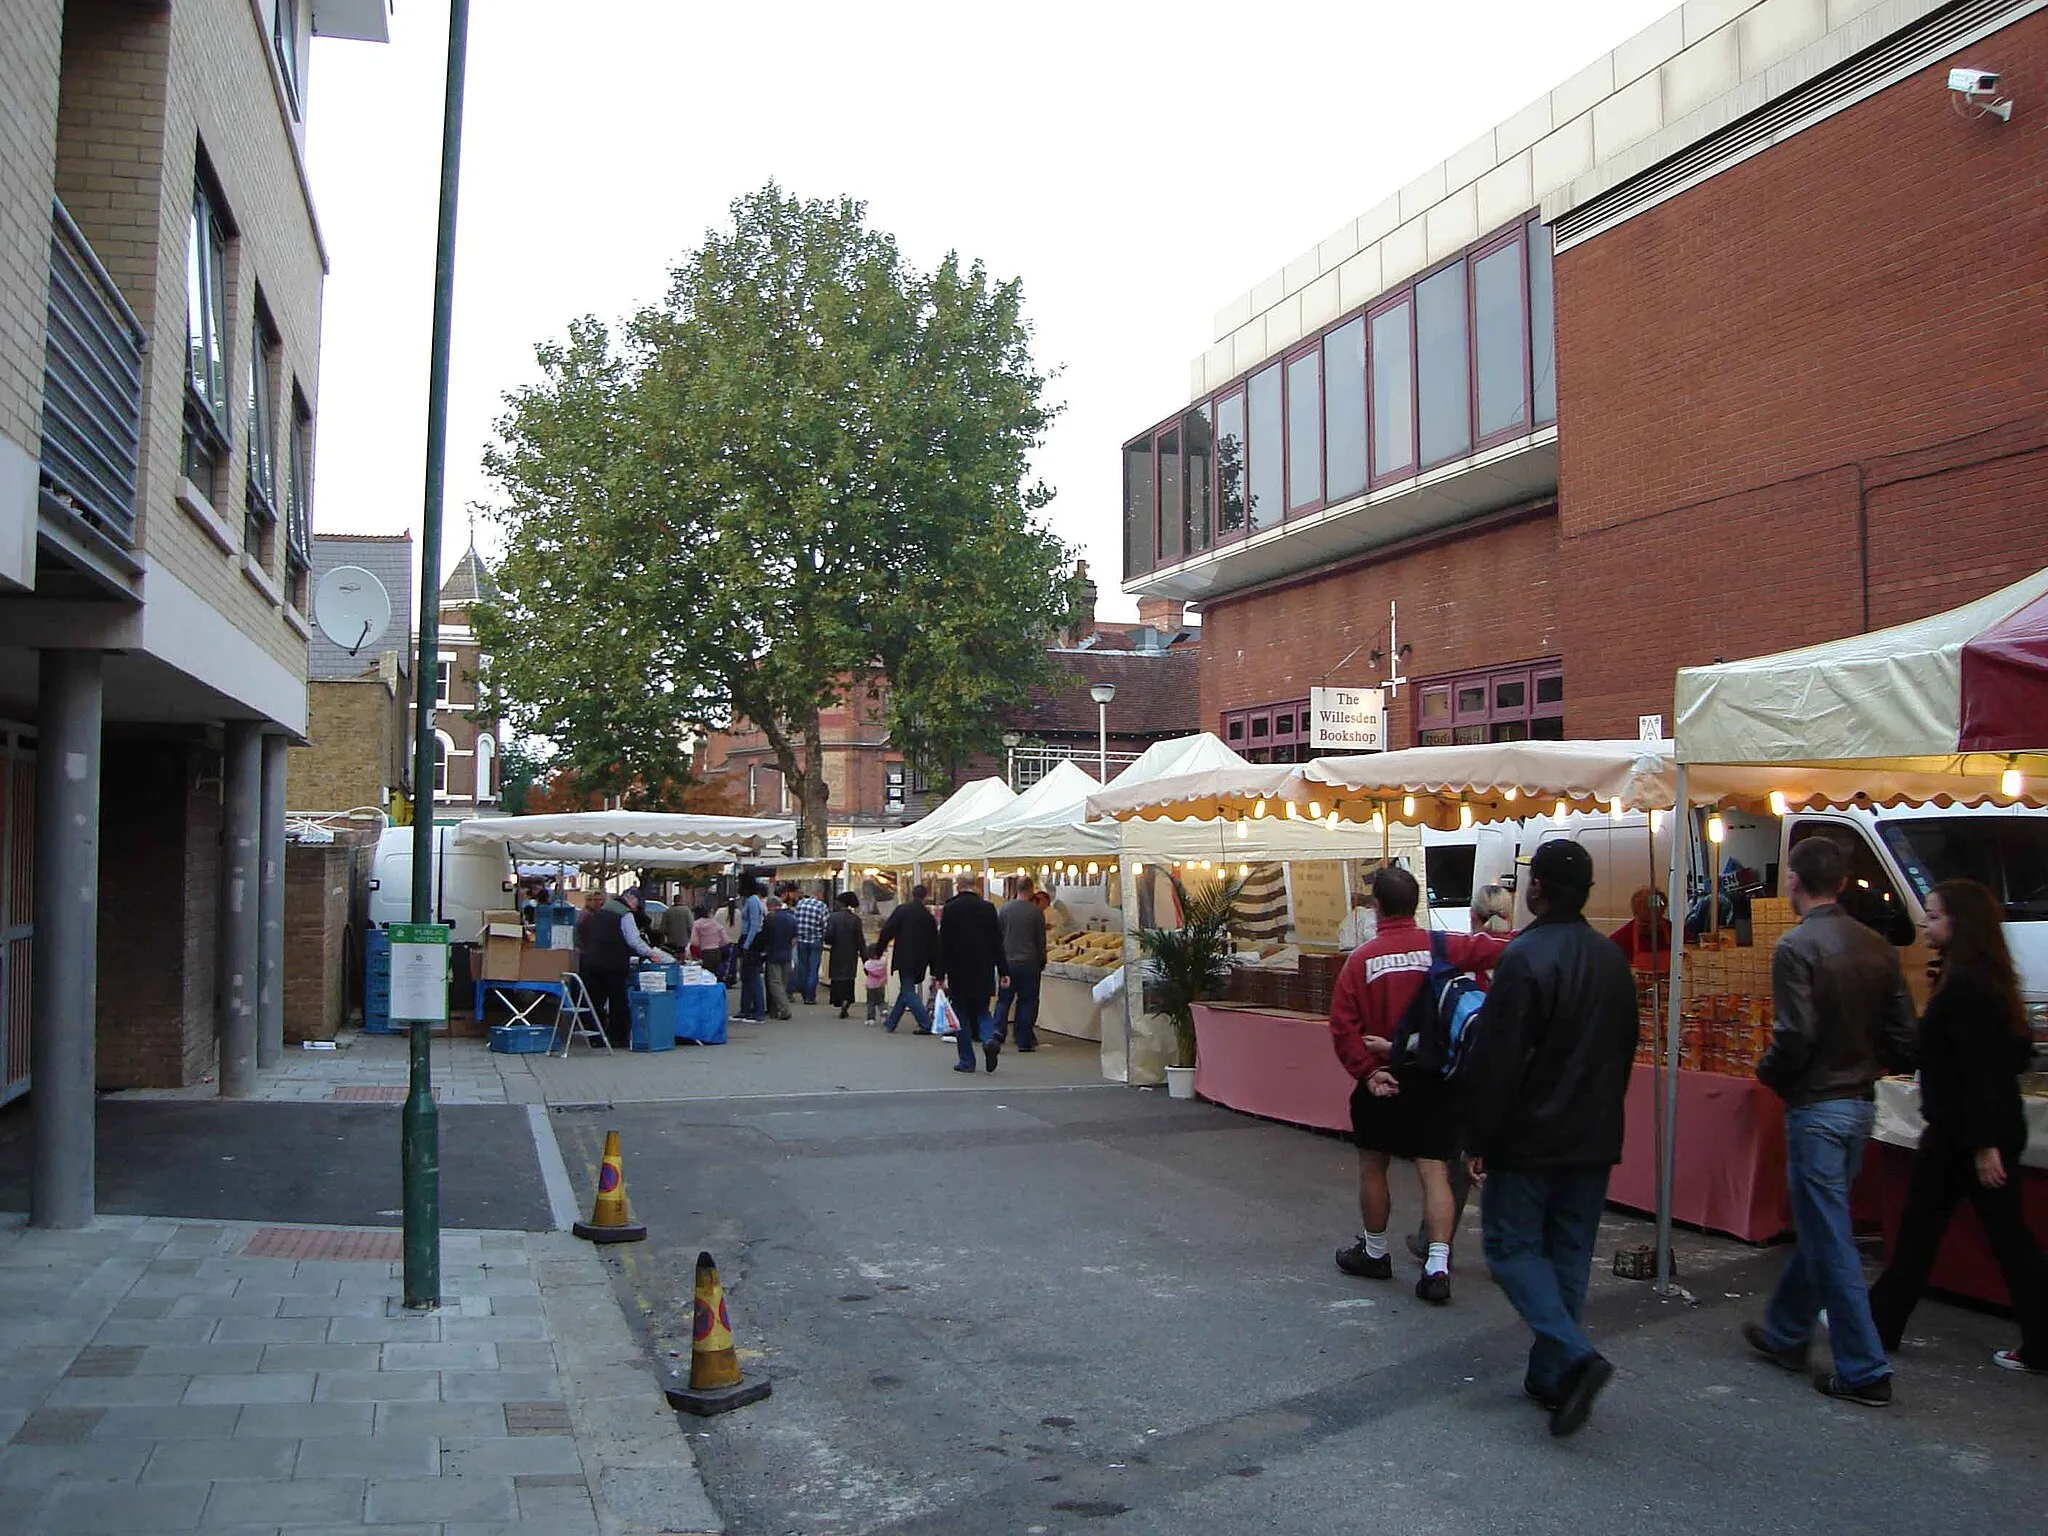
[1676,562,2048,798]
[976,759,1105,865]
[845,776,1015,869]
[453,811,796,868]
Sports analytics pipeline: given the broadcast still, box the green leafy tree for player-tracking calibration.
[495,738,551,816]
[476,185,1076,851]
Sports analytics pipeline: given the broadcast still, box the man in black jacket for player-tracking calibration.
[1745,835,1915,1406]
[875,886,939,1034]
[1462,841,1639,1437]
[934,875,1009,1074]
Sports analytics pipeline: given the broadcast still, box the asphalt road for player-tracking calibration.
[0,1099,552,1229]
[559,1087,2048,1536]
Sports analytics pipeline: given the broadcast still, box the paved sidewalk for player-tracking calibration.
[0,1214,720,1534]
[111,1032,521,1108]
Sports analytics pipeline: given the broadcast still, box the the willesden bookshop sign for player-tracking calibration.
[1309,687,1387,753]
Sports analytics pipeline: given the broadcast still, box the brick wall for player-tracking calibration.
[288,676,397,814]
[283,841,348,1042]
[0,0,62,464]
[1554,14,2048,734]
[96,736,219,1089]
[1199,511,1561,742]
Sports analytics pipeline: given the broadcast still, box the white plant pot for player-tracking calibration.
[1164,1065,1196,1100]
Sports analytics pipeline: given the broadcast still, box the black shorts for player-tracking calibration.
[1350,1069,1461,1163]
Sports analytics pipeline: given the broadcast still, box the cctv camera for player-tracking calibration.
[1948,67,2000,95]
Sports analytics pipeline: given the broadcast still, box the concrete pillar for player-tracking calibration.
[257,734,287,1068]
[217,722,262,1098]
[31,649,102,1229]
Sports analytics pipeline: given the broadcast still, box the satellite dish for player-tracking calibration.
[313,565,393,656]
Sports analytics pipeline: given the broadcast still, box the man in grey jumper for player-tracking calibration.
[994,877,1049,1051]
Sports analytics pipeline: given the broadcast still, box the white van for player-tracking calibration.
[367,825,515,944]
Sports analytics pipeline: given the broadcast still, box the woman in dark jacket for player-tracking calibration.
[1868,878,2048,1372]
[824,893,865,1019]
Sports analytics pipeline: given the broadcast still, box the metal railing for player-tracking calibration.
[1009,744,1143,788]
[39,199,145,551]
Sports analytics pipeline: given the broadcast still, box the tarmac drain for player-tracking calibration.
[868,1374,903,1389]
[1040,1416,1076,1429]
[837,1293,873,1303]
[1052,1501,1129,1519]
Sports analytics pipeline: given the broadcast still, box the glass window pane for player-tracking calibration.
[1531,716,1565,741]
[1535,671,1563,704]
[1416,263,1470,466]
[1185,405,1212,553]
[1250,715,1269,738]
[1529,219,1557,425]
[187,201,208,397]
[1456,684,1486,715]
[1247,363,1283,532]
[1420,686,1450,725]
[1215,392,1246,538]
[1274,712,1293,736]
[1452,725,1488,745]
[1156,425,1183,564]
[1226,716,1245,741]
[1370,302,1413,479]
[1494,679,1524,710]
[1285,350,1320,512]
[1122,434,1154,578]
[1323,318,1366,502]
[1492,721,1530,743]
[1474,241,1528,439]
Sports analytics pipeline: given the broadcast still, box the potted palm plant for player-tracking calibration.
[1136,872,1244,1099]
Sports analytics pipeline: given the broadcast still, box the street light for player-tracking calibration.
[1090,683,1116,783]
[1001,730,1021,789]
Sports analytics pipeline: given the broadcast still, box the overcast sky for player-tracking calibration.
[305,0,1671,619]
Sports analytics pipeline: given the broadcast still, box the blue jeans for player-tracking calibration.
[738,953,766,1019]
[994,963,1041,1048]
[1482,1164,1612,1400]
[951,994,996,1069]
[883,977,930,1034]
[1761,1097,1889,1387]
[795,942,823,1004]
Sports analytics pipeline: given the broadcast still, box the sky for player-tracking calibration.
[304,0,1673,620]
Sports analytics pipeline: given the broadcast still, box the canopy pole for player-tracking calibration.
[1656,768,1689,1293]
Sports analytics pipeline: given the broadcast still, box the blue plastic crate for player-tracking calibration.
[362,931,397,1033]
[489,1023,554,1054]
[627,990,677,1052]
[673,983,727,1045]
[635,962,683,992]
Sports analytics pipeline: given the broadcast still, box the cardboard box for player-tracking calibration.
[481,910,524,982]
[520,945,574,983]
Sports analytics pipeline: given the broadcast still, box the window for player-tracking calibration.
[1122,432,1154,578]
[1224,699,1310,764]
[433,731,452,799]
[1184,405,1213,555]
[1214,390,1246,542]
[1284,347,1321,514]
[1323,316,1367,503]
[1246,363,1282,533]
[1529,217,1557,426]
[1414,661,1563,746]
[1788,821,1916,945]
[284,391,311,606]
[183,178,230,496]
[272,0,303,116]
[475,734,495,802]
[1155,423,1183,565]
[245,310,278,558]
[1415,262,1470,467]
[1369,298,1414,482]
[435,658,452,706]
[1473,234,1529,442]
[885,762,906,811]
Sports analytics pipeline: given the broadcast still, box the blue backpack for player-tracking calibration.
[1391,932,1489,1082]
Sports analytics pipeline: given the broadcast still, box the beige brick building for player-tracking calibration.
[287,530,413,818]
[0,0,388,1221]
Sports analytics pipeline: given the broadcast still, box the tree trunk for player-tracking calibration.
[797,711,830,857]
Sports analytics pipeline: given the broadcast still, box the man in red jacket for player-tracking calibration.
[1328,866,1512,1303]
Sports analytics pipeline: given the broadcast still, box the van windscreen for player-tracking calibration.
[1877,817,2048,921]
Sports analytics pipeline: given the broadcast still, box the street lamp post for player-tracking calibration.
[1001,731,1021,789]
[1090,683,1116,783]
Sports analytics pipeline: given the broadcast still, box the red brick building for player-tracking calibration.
[1125,0,2048,750]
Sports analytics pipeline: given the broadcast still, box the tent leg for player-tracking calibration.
[1656,768,1688,1293]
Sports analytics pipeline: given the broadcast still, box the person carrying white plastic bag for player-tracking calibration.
[930,989,960,1036]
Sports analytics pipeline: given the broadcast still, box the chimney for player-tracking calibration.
[1067,559,1097,646]
[1137,597,1184,635]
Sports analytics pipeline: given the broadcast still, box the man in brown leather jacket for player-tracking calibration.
[1746,836,1915,1406]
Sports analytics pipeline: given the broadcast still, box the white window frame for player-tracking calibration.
[433,729,453,799]
[475,733,495,802]
[435,656,453,707]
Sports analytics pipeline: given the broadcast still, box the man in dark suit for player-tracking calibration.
[874,885,939,1034]
[934,874,1009,1074]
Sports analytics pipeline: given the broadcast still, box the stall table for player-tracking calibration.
[1039,967,1114,1042]
[1191,1003,1352,1133]
[1863,1077,2048,1309]
[1609,1065,1790,1241]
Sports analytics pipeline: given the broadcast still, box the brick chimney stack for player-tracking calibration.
[1137,597,1184,634]
[1067,559,1097,646]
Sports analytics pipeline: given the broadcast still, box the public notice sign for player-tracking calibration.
[1309,687,1386,752]
[387,923,451,1023]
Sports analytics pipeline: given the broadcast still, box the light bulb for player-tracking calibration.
[1707,815,1726,844]
[1769,790,1788,816]
[1459,804,1474,831]
[1253,798,1267,820]
[1402,795,1415,818]
[1131,862,1143,875]
[1238,863,1250,878]
[2003,767,2024,797]
[1328,811,1342,830]
[1554,800,1566,819]
[1285,802,1298,820]
[1610,799,1624,819]
[1087,863,1099,876]
[1649,811,1663,832]
[1505,786,1518,802]
[1371,810,1385,832]
[1309,800,1323,819]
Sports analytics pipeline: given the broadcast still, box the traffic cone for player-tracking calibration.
[571,1130,646,1244]
[664,1251,771,1415]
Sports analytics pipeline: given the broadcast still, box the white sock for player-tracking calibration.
[1362,1230,1388,1260]
[1425,1242,1451,1277]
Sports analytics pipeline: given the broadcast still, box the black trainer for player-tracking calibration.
[1523,1380,1562,1412]
[1549,1355,1614,1438]
[1814,1371,1892,1407]
[983,1039,1000,1073]
[1743,1322,1809,1374]
[1415,1271,1451,1305]
[1335,1241,1392,1279]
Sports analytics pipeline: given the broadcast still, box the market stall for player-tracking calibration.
[1666,564,2048,1282]
[845,776,1015,884]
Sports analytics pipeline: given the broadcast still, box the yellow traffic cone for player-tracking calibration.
[664,1251,771,1415]
[572,1130,647,1244]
